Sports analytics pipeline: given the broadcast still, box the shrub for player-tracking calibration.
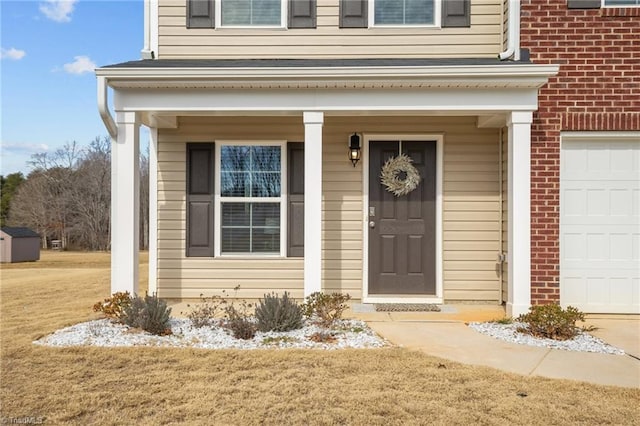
[183,293,227,328]
[308,331,337,344]
[255,292,303,332]
[222,301,256,340]
[301,292,351,328]
[491,317,513,325]
[262,336,299,346]
[92,291,131,322]
[122,293,172,336]
[516,304,586,341]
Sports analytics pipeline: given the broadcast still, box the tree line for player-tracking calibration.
[1,137,149,251]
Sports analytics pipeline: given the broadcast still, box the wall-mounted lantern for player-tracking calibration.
[348,133,361,167]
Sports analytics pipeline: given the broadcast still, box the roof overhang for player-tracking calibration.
[96,59,559,138]
[96,63,559,90]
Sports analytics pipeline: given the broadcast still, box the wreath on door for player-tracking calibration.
[380,154,421,196]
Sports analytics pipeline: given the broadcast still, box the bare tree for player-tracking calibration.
[9,136,149,252]
[139,146,150,251]
[69,137,111,250]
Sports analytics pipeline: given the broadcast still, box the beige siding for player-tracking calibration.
[157,116,501,302]
[158,0,504,59]
[501,127,508,303]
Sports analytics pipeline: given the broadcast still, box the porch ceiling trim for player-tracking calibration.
[97,64,559,90]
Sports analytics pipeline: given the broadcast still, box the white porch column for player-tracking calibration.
[303,111,324,296]
[507,111,533,317]
[111,111,140,295]
[147,127,158,294]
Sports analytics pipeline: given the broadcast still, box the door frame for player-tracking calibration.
[362,134,444,304]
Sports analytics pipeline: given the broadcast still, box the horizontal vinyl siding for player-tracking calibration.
[157,117,305,300]
[158,0,503,59]
[501,127,508,303]
[156,116,501,302]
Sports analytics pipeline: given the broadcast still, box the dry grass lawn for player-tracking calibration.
[1,251,638,425]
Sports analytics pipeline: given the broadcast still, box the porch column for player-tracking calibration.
[111,111,140,295]
[303,111,324,296]
[147,127,158,294]
[506,111,533,317]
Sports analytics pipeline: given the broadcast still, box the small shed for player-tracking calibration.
[0,227,41,263]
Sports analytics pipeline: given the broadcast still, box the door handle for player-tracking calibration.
[369,221,375,229]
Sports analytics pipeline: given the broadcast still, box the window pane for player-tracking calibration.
[221,0,281,26]
[375,0,403,24]
[252,146,281,172]
[252,0,281,25]
[252,172,281,197]
[375,0,434,25]
[605,0,640,4]
[252,229,280,252]
[221,172,250,197]
[221,146,250,171]
[220,202,280,254]
[222,0,251,25]
[221,145,280,198]
[221,228,250,252]
[252,203,280,227]
[222,203,250,226]
[406,0,432,24]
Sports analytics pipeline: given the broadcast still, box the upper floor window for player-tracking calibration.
[604,0,640,6]
[218,0,286,27]
[372,0,439,26]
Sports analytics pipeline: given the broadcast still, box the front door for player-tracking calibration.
[368,140,437,295]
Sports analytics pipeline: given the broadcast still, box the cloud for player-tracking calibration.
[39,0,78,23]
[63,56,96,75]
[1,142,50,155]
[1,47,26,60]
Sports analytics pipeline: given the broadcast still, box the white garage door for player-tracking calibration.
[560,135,640,314]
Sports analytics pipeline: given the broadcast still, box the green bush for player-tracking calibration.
[517,304,585,341]
[222,301,256,340]
[183,293,227,328]
[255,292,303,332]
[122,293,172,336]
[301,292,351,328]
[92,291,131,322]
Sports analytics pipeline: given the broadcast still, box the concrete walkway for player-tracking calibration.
[350,305,640,389]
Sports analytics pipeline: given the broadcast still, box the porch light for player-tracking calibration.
[349,133,361,167]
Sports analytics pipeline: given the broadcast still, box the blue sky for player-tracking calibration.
[1,0,145,176]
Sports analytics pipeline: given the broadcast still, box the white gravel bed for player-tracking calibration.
[33,318,388,350]
[468,321,625,355]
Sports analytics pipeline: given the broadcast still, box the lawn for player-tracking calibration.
[1,251,638,425]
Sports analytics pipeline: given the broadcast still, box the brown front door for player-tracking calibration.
[368,140,436,295]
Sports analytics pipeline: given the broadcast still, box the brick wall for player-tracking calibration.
[520,0,640,304]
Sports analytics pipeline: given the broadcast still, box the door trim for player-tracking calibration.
[362,134,444,304]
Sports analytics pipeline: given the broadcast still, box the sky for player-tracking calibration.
[1,0,145,176]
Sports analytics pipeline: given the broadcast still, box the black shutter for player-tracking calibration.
[567,0,600,8]
[186,143,215,257]
[187,0,215,28]
[339,0,368,28]
[289,0,317,28]
[442,0,470,28]
[287,143,304,257]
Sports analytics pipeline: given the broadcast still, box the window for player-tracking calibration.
[216,143,285,255]
[604,0,640,6]
[218,0,286,27]
[372,0,439,26]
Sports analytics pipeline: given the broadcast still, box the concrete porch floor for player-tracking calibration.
[348,305,640,389]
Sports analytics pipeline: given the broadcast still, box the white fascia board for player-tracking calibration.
[114,87,540,114]
[96,64,559,90]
